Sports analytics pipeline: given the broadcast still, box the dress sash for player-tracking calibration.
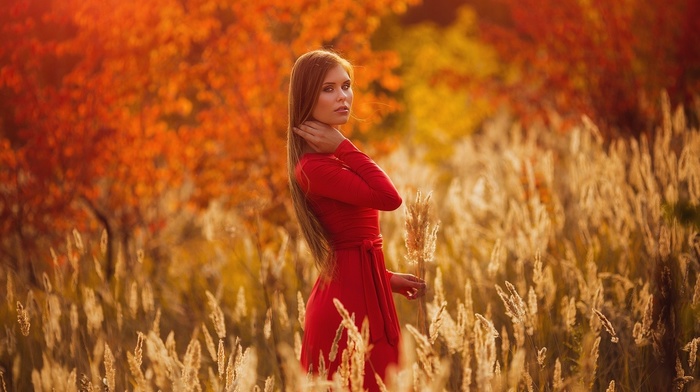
[332,236,399,346]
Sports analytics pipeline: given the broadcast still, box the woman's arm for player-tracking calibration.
[295,122,402,210]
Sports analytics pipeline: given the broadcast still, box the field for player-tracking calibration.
[1,98,700,391]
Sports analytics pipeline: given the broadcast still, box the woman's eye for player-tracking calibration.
[323,87,333,92]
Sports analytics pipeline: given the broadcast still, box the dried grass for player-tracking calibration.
[1,98,699,390]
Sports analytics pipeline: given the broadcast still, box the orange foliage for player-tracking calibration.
[0,0,419,277]
[475,0,700,137]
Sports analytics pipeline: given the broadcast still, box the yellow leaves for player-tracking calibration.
[384,6,499,158]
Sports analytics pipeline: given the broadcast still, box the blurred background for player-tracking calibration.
[1,0,699,390]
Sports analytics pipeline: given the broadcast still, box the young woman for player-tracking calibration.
[287,49,427,390]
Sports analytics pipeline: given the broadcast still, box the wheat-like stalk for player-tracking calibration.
[683,337,699,370]
[141,281,154,315]
[590,336,601,387]
[205,290,226,339]
[428,301,446,344]
[104,343,115,391]
[473,313,498,391]
[297,291,306,330]
[181,338,201,390]
[129,281,139,318]
[537,346,547,367]
[404,190,439,335]
[5,273,14,309]
[233,286,247,323]
[16,301,30,337]
[82,288,104,337]
[152,307,161,338]
[0,368,8,392]
[145,331,176,387]
[553,358,564,391]
[330,300,362,351]
[217,339,225,379]
[202,324,217,361]
[78,373,93,392]
[264,376,275,392]
[225,352,234,391]
[593,309,619,343]
[263,308,272,340]
[329,322,344,362]
[276,291,290,330]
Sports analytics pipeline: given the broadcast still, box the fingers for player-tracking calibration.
[402,278,427,300]
[294,122,345,154]
[297,121,322,133]
[293,126,317,144]
[293,123,326,142]
[406,287,425,300]
[405,275,427,292]
[411,285,427,299]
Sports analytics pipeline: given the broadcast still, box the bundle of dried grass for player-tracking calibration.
[404,190,439,334]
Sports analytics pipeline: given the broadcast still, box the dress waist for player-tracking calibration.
[329,234,398,346]
[331,235,383,251]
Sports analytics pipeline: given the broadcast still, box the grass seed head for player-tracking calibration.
[104,343,115,391]
[593,309,619,343]
[297,290,306,330]
[205,290,226,339]
[16,301,30,337]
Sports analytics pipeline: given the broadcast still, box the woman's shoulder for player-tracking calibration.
[295,153,344,182]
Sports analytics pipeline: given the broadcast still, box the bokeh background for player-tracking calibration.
[1,0,699,390]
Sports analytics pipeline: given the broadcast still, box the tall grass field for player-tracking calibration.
[1,97,699,391]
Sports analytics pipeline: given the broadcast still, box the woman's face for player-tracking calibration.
[311,64,353,126]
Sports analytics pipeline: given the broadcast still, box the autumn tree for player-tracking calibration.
[0,0,419,281]
[472,0,700,136]
[374,7,499,159]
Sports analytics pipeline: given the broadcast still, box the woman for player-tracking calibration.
[287,49,427,390]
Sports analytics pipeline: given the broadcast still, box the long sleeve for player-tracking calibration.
[296,139,402,211]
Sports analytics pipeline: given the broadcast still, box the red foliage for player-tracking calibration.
[477,0,700,137]
[0,0,419,277]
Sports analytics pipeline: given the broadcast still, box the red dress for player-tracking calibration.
[296,139,402,390]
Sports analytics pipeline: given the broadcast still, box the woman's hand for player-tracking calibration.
[390,272,427,300]
[293,121,346,154]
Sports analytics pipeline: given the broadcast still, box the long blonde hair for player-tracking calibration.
[287,49,353,277]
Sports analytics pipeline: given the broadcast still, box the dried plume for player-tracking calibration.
[332,299,366,353]
[129,281,139,318]
[683,337,700,370]
[217,338,225,379]
[553,358,564,391]
[297,290,306,330]
[0,368,7,392]
[202,323,217,361]
[404,190,439,334]
[264,308,272,340]
[593,309,619,343]
[104,343,116,391]
[233,286,247,323]
[181,338,202,391]
[16,301,30,337]
[537,347,547,367]
[206,290,226,339]
[329,322,344,362]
